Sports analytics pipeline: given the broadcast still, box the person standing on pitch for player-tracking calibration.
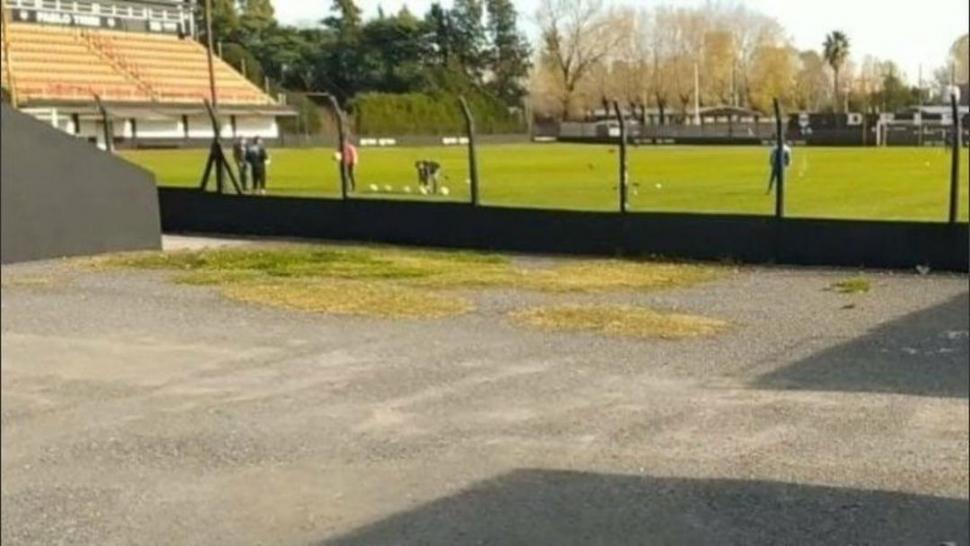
[766,141,792,194]
[247,137,270,195]
[341,138,359,192]
[232,137,249,192]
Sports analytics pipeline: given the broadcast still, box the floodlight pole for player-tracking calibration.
[614,101,629,214]
[458,96,480,206]
[323,94,349,199]
[948,93,962,224]
[773,98,785,219]
[93,94,113,153]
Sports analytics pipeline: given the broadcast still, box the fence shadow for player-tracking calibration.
[758,292,969,399]
[319,469,967,546]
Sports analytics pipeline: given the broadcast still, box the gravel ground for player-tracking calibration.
[1,238,968,545]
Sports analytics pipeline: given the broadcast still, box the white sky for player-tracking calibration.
[274,0,969,83]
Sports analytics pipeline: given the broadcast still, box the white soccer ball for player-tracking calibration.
[441,187,450,196]
[403,186,412,193]
[655,183,663,189]
[333,152,342,162]
[419,186,429,195]
[368,184,378,192]
[384,185,393,193]
[465,178,471,185]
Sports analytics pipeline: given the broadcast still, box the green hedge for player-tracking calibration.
[352,92,525,136]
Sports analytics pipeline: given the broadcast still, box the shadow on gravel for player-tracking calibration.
[758,291,969,399]
[320,469,968,546]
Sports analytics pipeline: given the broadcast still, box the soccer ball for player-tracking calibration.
[655,183,663,189]
[440,187,450,196]
[333,152,342,162]
[403,186,412,193]
[384,185,393,193]
[368,184,378,192]
[419,186,429,195]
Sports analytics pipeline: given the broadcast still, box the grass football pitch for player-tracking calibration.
[123,143,969,221]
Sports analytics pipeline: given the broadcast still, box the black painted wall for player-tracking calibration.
[159,189,969,272]
[1,104,162,264]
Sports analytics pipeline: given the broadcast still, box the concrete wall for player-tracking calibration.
[1,103,162,263]
[158,189,969,272]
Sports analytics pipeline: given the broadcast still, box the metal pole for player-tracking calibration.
[773,98,785,218]
[613,101,629,213]
[693,62,701,125]
[325,94,349,199]
[203,0,218,109]
[917,64,924,147]
[949,93,962,224]
[458,96,480,206]
[93,94,113,153]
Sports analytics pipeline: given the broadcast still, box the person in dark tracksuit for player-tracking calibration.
[232,137,249,192]
[766,142,792,195]
[247,137,270,195]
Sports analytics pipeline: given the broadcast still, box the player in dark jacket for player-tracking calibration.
[766,142,792,195]
[247,137,270,195]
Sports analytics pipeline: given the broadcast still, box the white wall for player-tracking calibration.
[234,116,278,139]
[136,118,182,139]
[186,115,233,139]
[24,109,281,142]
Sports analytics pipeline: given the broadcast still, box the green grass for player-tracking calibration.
[828,277,872,294]
[122,143,969,221]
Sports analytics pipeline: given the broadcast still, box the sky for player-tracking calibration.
[273,0,969,84]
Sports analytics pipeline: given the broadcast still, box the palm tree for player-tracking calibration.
[823,31,850,112]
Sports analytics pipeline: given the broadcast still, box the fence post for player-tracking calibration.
[324,94,349,199]
[613,101,629,213]
[949,93,962,224]
[458,96,480,206]
[773,98,785,218]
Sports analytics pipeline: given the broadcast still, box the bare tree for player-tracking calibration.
[536,0,624,119]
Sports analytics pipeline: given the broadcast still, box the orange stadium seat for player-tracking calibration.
[2,22,275,106]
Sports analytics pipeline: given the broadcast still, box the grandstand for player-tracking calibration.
[0,0,292,148]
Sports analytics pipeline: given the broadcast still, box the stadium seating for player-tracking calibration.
[1,22,274,106]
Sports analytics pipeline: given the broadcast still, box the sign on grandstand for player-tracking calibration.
[14,6,182,34]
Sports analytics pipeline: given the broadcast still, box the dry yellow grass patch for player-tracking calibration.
[517,261,719,293]
[510,305,728,339]
[97,246,723,320]
[221,280,473,319]
[0,274,69,289]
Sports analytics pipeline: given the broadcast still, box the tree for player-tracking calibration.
[325,0,362,38]
[239,0,275,36]
[425,3,454,66]
[948,34,969,84]
[198,0,239,45]
[321,0,365,102]
[536,0,622,119]
[793,50,830,111]
[485,0,532,106]
[450,0,488,83]
[747,45,797,113]
[360,7,431,93]
[823,30,850,112]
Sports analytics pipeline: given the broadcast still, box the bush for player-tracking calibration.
[352,91,525,136]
